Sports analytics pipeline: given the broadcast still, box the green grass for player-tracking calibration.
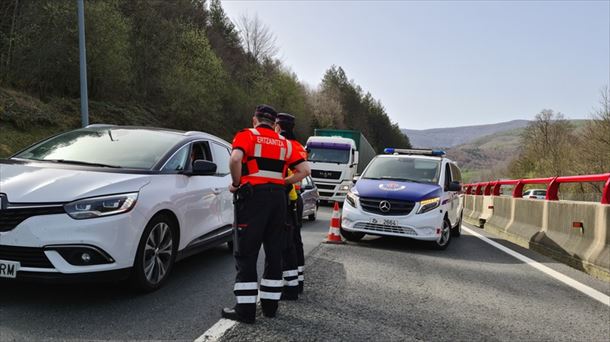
[0,87,162,158]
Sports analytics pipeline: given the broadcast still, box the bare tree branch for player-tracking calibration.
[236,13,278,62]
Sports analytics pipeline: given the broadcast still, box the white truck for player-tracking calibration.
[306,129,376,203]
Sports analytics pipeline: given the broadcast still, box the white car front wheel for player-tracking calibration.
[130,214,177,292]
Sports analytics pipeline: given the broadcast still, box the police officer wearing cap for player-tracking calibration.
[222,105,310,324]
[275,113,308,299]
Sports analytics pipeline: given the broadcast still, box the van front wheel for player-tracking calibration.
[430,218,451,250]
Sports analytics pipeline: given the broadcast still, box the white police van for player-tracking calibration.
[341,148,463,249]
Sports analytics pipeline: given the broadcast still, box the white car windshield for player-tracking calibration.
[362,157,441,184]
[13,128,184,169]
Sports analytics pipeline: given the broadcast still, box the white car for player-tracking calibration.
[523,189,547,199]
[341,149,463,249]
[0,125,233,291]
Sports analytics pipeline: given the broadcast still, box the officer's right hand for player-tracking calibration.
[230,184,239,193]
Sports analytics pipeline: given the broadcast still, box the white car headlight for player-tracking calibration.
[64,193,138,219]
[417,197,440,214]
[345,191,359,208]
[340,184,351,191]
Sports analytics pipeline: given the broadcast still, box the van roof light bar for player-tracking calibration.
[383,148,446,157]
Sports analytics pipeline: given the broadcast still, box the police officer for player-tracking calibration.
[275,113,307,296]
[222,105,310,324]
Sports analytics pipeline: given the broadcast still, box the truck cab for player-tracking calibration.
[306,136,357,202]
[306,129,376,203]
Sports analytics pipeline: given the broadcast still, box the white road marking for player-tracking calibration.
[194,297,262,341]
[462,225,610,307]
[194,319,236,342]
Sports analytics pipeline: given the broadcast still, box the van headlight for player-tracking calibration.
[417,197,440,214]
[345,191,359,208]
[64,193,138,219]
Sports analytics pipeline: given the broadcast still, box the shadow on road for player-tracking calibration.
[348,234,529,265]
[0,245,235,340]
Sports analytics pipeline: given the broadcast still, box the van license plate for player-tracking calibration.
[371,218,398,226]
[0,260,20,278]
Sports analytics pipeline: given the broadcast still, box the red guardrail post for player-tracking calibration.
[546,177,560,201]
[493,182,502,196]
[512,180,524,198]
[602,177,610,205]
[465,184,473,194]
[475,183,484,195]
[484,182,493,196]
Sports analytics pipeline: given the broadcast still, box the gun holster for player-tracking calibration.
[234,183,254,204]
[232,183,253,255]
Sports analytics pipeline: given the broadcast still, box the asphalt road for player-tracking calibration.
[0,207,330,341]
[1,206,609,341]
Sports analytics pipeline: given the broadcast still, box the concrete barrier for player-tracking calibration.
[463,195,475,219]
[486,196,513,232]
[464,194,610,280]
[466,195,484,223]
[479,196,494,225]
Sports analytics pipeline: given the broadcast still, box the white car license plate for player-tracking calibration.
[0,260,20,279]
[370,218,398,226]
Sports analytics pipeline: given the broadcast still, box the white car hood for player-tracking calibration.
[0,162,151,203]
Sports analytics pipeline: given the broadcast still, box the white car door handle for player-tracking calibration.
[212,188,223,195]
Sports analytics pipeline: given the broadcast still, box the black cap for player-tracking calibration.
[254,104,278,121]
[276,113,295,124]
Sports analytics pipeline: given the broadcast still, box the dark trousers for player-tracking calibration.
[281,201,299,297]
[295,196,305,291]
[233,184,286,319]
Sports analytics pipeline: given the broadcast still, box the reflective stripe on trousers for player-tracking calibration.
[260,278,283,300]
[283,269,299,287]
[234,282,258,304]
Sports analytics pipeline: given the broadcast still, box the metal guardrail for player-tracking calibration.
[464,173,610,204]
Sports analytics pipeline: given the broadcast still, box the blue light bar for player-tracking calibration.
[383,148,446,157]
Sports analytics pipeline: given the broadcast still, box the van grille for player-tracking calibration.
[353,222,417,236]
[359,198,415,216]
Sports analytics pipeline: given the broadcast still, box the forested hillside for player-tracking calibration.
[446,120,589,182]
[0,0,410,157]
[402,120,530,148]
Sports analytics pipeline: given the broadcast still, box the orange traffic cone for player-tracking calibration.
[325,202,345,244]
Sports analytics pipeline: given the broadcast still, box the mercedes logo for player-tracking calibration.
[379,200,391,213]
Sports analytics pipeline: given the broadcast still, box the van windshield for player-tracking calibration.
[362,157,441,184]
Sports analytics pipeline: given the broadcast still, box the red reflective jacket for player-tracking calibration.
[232,125,305,186]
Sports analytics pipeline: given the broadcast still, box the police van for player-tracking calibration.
[340,148,463,249]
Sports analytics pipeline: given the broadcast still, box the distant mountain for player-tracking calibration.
[445,127,524,181]
[401,120,530,148]
[441,120,589,182]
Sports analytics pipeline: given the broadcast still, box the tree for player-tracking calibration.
[509,110,576,178]
[236,13,278,63]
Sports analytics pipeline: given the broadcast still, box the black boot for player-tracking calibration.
[281,290,298,301]
[221,307,255,324]
[262,308,277,318]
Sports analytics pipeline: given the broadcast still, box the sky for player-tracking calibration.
[222,0,610,130]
